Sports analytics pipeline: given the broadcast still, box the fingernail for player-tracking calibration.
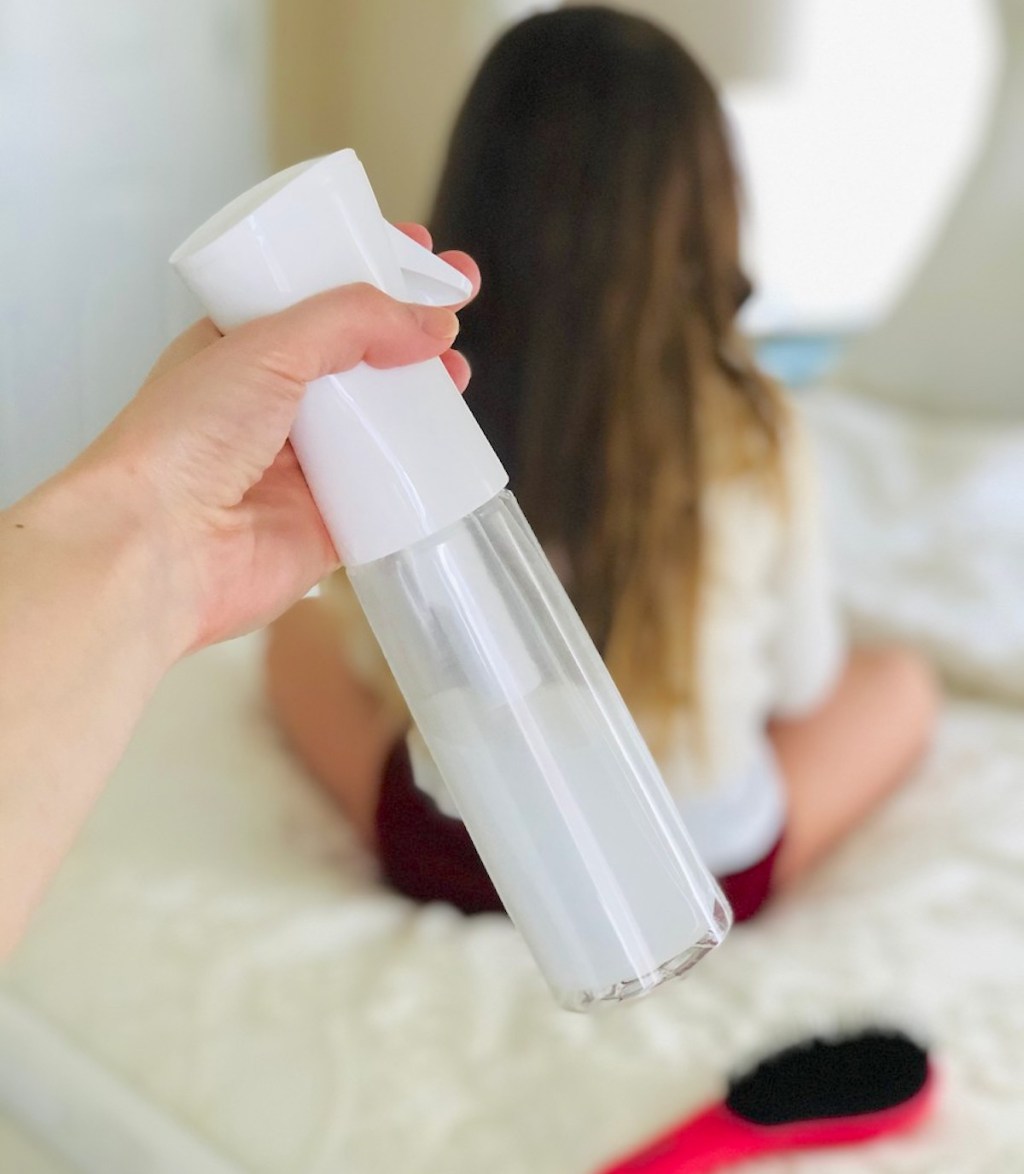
[414,305,459,341]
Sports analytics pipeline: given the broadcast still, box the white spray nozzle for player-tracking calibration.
[170,149,507,566]
[386,223,474,305]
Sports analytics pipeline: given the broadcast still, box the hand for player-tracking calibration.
[84,227,479,656]
[0,227,478,955]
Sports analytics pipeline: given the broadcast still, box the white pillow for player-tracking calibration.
[802,386,1024,701]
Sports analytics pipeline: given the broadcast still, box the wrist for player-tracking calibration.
[4,457,193,674]
[0,457,192,954]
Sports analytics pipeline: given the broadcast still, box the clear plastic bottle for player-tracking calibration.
[351,491,729,1008]
[171,149,730,1010]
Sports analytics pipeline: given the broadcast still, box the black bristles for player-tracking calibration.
[725,1029,929,1126]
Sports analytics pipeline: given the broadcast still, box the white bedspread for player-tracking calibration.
[803,386,1024,704]
[4,386,1024,1172]
[1,638,1024,1173]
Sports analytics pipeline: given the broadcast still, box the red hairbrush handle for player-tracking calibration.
[597,1104,766,1174]
[598,1067,938,1174]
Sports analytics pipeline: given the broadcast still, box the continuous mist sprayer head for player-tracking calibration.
[171,150,730,1011]
[171,149,507,566]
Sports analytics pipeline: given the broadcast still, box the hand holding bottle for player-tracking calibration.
[109,231,479,653]
[172,149,730,1010]
[0,253,475,956]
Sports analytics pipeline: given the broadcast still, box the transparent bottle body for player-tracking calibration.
[349,491,730,1010]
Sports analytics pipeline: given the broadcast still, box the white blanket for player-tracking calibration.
[2,633,1024,1173]
[803,386,1024,702]
[5,385,1024,1172]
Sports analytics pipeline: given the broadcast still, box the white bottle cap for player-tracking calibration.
[170,149,508,566]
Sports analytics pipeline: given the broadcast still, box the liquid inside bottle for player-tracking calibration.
[350,490,730,1010]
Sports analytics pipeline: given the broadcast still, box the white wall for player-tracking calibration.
[270,0,554,220]
[320,0,999,335]
[1,0,1002,507]
[0,0,270,506]
[723,0,1000,334]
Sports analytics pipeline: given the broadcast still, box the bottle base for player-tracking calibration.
[557,896,732,1013]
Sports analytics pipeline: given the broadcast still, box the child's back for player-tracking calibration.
[267,6,937,922]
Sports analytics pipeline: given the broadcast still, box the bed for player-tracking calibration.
[3,388,1024,1173]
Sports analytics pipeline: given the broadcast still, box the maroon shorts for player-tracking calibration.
[376,739,781,924]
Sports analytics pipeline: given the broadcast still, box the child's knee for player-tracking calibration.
[868,645,940,746]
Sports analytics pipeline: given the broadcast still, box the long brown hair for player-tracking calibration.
[431,7,783,746]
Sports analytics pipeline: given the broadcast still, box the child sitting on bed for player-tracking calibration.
[265,6,937,922]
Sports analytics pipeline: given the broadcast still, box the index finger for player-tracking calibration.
[436,250,481,307]
[395,222,432,251]
[395,222,481,308]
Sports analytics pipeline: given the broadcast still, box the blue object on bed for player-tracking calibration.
[755,335,846,389]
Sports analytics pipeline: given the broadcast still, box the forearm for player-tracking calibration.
[0,277,473,957]
[0,463,181,955]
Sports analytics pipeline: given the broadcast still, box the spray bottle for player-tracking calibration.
[171,149,730,1010]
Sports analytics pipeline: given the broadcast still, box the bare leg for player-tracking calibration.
[770,646,939,888]
[264,599,404,847]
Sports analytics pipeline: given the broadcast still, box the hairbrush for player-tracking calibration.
[599,1029,935,1173]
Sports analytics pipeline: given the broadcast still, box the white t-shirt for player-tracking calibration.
[325,405,844,876]
[649,407,845,872]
